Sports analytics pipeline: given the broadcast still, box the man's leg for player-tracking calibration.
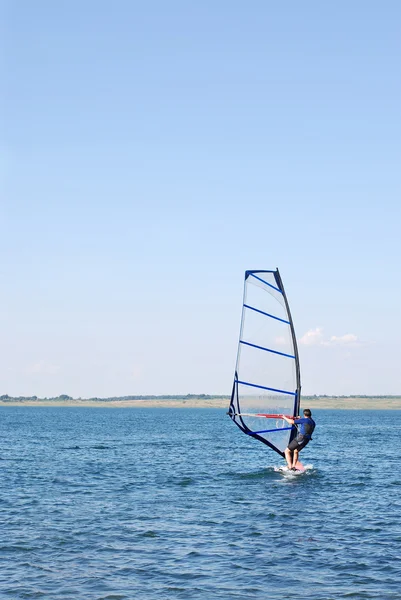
[294,441,308,470]
[292,448,299,468]
[284,447,293,469]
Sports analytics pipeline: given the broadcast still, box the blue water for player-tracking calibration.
[0,408,400,599]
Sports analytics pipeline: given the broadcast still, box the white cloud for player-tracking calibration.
[300,328,361,347]
[324,334,359,346]
[299,327,324,346]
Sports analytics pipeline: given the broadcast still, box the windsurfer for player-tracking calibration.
[282,409,315,471]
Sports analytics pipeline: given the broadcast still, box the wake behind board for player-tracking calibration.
[276,461,305,474]
[274,464,316,478]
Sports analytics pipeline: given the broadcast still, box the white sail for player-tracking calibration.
[228,270,301,456]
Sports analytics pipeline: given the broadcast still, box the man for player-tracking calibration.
[282,409,316,471]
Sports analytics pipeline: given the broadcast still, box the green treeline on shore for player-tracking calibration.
[0,394,229,403]
[0,394,400,403]
[304,394,401,399]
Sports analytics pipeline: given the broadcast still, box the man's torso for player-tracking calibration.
[296,417,315,441]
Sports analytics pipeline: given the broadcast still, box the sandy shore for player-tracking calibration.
[0,397,400,409]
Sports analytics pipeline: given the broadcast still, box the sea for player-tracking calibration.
[0,407,400,600]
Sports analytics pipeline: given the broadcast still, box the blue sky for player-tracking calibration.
[2,1,400,397]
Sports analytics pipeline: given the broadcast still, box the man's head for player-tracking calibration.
[303,409,312,418]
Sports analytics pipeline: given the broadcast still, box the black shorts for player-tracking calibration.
[288,437,310,452]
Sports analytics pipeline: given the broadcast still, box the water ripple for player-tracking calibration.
[1,408,400,599]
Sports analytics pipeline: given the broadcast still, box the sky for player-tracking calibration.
[2,1,401,397]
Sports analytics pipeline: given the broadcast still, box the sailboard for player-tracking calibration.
[228,269,301,458]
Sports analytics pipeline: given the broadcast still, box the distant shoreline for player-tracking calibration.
[0,397,400,409]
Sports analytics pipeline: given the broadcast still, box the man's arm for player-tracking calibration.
[282,415,295,425]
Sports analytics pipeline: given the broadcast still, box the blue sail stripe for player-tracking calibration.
[246,270,276,276]
[237,380,296,396]
[240,340,295,359]
[250,273,282,293]
[243,304,290,324]
[249,426,292,435]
